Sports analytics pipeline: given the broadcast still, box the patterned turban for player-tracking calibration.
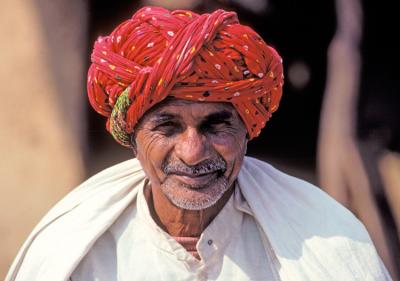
[87,6,284,147]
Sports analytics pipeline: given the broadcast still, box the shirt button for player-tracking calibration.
[207,239,213,245]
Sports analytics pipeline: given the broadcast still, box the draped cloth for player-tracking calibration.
[6,157,391,281]
[87,6,284,147]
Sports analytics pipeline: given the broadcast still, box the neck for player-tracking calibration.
[144,184,234,237]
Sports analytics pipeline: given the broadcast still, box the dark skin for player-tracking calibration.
[142,177,235,237]
[133,98,248,237]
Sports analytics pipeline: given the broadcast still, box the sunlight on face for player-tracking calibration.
[133,98,248,210]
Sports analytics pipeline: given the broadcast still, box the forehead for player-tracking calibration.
[139,98,239,123]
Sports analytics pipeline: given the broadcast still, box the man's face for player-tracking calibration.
[133,98,248,210]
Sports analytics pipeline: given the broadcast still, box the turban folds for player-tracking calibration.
[87,6,284,147]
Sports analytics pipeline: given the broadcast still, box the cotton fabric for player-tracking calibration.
[6,157,391,281]
[70,183,276,280]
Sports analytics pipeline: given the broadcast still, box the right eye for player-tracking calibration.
[153,121,181,136]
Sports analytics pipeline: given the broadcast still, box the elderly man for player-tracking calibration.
[6,6,391,281]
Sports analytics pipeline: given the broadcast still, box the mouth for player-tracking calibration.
[170,171,221,188]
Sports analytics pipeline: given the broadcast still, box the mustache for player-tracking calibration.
[162,157,227,176]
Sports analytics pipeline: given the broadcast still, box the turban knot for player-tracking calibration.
[87,6,284,147]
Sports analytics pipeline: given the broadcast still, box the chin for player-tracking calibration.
[161,176,229,210]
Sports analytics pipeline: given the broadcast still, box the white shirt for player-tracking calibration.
[7,157,391,281]
[71,183,277,280]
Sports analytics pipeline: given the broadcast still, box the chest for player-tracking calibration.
[71,215,274,281]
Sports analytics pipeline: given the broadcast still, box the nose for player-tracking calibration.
[174,127,210,166]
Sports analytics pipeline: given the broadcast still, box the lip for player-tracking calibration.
[171,172,219,188]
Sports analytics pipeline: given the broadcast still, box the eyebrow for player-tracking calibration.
[201,110,233,124]
[150,113,177,123]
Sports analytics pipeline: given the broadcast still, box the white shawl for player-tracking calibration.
[6,156,391,281]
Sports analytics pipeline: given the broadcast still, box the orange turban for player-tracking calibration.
[87,6,284,147]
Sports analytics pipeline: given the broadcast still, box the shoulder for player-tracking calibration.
[6,158,146,281]
[238,156,389,279]
[239,156,367,236]
[43,158,144,218]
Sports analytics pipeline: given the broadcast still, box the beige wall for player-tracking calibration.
[0,0,86,278]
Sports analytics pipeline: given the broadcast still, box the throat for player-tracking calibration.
[172,236,201,260]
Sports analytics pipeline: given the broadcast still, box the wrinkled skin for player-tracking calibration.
[133,98,248,236]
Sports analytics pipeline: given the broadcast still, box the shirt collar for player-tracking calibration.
[136,181,252,263]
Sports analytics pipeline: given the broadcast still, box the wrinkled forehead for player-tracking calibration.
[136,97,242,127]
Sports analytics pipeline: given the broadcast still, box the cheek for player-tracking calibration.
[211,131,247,178]
[136,133,174,183]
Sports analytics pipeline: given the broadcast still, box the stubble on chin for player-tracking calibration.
[160,175,229,211]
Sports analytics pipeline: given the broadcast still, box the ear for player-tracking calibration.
[130,134,137,157]
[243,138,248,155]
[131,146,137,157]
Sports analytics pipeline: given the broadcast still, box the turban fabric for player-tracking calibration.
[87,6,284,147]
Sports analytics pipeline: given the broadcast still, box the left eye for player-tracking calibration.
[202,121,231,132]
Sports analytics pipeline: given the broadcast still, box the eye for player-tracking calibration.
[153,121,181,136]
[201,120,232,134]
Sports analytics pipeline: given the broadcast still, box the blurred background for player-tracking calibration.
[1,0,399,279]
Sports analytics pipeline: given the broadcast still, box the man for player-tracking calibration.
[6,6,391,281]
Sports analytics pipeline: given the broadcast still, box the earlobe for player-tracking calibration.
[131,146,137,157]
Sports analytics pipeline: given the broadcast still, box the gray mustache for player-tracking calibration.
[162,158,227,176]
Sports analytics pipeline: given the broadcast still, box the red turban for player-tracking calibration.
[87,6,284,147]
